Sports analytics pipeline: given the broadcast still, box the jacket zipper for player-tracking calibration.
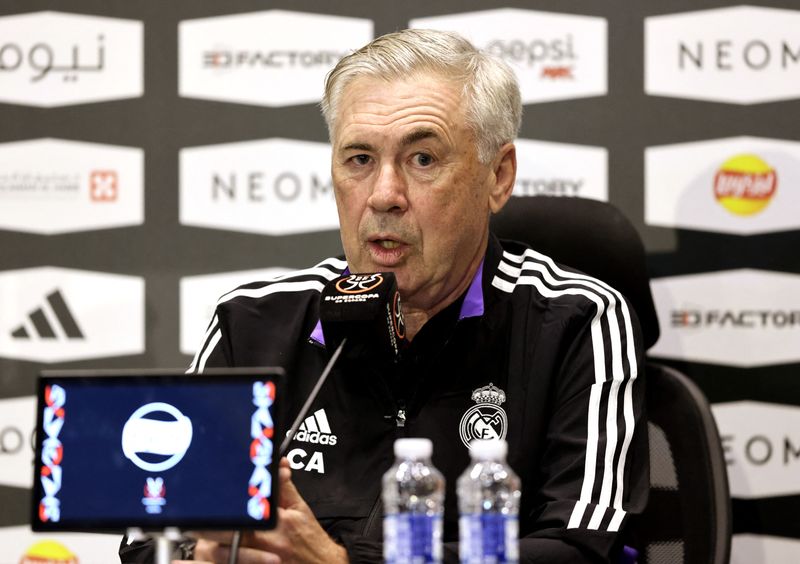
[363,494,383,538]
[364,401,405,538]
[395,403,406,428]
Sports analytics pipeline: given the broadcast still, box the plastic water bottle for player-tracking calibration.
[457,439,521,564]
[383,438,445,564]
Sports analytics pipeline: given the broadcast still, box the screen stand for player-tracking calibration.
[126,527,183,564]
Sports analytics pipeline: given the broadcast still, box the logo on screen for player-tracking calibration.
[249,381,275,520]
[142,476,167,514]
[122,403,193,472]
[39,384,66,523]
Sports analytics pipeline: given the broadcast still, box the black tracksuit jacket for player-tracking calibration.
[120,234,647,563]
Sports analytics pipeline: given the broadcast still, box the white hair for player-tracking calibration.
[321,29,522,164]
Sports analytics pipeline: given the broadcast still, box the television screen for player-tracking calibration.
[32,368,283,532]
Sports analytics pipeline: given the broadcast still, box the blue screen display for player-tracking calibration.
[32,371,281,531]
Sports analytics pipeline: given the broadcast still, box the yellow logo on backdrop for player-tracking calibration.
[713,153,777,216]
[20,539,78,563]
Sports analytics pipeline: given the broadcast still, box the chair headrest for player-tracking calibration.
[490,196,660,350]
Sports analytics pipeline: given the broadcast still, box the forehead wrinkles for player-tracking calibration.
[335,78,463,147]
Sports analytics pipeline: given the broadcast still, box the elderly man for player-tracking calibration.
[121,28,646,564]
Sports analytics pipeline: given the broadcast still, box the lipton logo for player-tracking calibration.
[335,274,384,294]
[121,403,193,472]
[645,136,800,235]
[20,540,78,564]
[713,154,777,216]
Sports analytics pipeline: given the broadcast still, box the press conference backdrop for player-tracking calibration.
[0,0,798,562]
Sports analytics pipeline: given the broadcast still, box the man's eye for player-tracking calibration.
[351,154,371,166]
[412,153,434,167]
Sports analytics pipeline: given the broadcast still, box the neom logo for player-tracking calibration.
[0,11,143,107]
[646,6,800,104]
[180,138,339,236]
[713,401,800,498]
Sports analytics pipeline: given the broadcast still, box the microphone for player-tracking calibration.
[319,272,407,361]
[278,272,407,455]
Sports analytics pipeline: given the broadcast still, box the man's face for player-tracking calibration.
[331,73,497,310]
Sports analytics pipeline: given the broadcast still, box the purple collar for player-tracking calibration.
[309,261,485,346]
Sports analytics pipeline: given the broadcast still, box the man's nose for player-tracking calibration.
[367,162,408,213]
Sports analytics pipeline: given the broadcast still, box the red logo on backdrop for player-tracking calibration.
[90,170,118,202]
[541,66,574,79]
[712,154,777,216]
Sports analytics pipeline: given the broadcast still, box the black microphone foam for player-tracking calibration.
[319,272,407,360]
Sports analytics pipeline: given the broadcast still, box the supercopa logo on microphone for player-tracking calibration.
[325,274,384,304]
[319,272,406,360]
[334,274,384,296]
[392,292,406,340]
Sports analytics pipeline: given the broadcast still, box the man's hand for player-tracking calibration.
[175,458,348,564]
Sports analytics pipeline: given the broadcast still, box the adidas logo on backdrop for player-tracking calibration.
[289,409,337,446]
[10,289,84,340]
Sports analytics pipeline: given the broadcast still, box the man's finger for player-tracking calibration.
[278,457,305,509]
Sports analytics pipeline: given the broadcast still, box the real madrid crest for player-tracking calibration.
[459,383,508,448]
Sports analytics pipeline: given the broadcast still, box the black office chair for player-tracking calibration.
[491,196,731,564]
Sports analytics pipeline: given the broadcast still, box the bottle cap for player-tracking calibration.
[469,439,507,460]
[394,438,433,459]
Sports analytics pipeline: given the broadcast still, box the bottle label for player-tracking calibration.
[384,513,443,563]
[459,513,519,563]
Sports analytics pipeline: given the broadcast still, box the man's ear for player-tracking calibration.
[488,143,517,214]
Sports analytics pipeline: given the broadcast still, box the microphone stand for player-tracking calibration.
[228,338,348,564]
[126,527,182,564]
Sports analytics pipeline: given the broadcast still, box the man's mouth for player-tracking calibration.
[376,239,401,250]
